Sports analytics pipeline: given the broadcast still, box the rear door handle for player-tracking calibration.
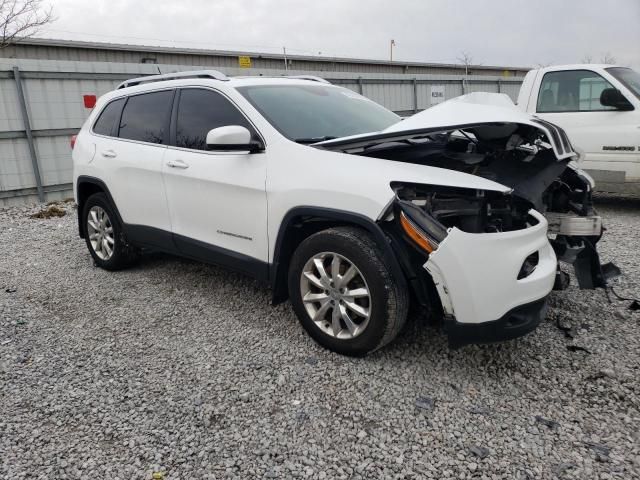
[101,149,117,158]
[167,159,189,169]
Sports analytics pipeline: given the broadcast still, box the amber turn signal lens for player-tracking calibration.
[400,212,436,253]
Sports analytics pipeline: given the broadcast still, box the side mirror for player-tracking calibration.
[600,88,634,111]
[205,125,264,153]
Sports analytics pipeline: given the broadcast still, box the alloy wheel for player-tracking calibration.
[87,206,115,261]
[299,252,371,339]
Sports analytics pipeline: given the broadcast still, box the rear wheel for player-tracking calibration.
[288,227,408,356]
[82,192,138,270]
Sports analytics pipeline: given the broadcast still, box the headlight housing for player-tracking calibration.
[391,182,534,255]
[396,199,448,254]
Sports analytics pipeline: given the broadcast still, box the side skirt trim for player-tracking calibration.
[123,224,269,283]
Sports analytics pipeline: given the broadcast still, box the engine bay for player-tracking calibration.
[367,124,616,290]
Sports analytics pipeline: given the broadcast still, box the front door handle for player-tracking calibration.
[167,159,189,169]
[101,149,117,158]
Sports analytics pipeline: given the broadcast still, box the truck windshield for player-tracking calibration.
[606,67,640,100]
[237,84,400,142]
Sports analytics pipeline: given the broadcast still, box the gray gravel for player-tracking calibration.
[1,197,639,480]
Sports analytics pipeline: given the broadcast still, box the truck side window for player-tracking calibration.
[537,70,616,113]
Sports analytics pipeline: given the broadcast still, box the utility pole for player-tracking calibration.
[283,46,288,72]
[390,39,396,62]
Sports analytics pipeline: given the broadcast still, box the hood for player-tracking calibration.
[315,92,577,161]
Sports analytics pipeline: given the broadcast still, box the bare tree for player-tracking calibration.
[601,52,616,64]
[456,51,475,93]
[456,51,474,74]
[581,54,593,63]
[1,0,53,49]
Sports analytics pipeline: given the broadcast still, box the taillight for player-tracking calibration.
[70,135,77,150]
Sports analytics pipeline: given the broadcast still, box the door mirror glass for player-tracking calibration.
[600,88,634,111]
[205,125,264,152]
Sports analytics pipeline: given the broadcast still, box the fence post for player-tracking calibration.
[357,76,363,94]
[497,79,502,94]
[413,78,418,113]
[13,66,44,203]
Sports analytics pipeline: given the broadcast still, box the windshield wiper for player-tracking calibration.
[294,136,337,144]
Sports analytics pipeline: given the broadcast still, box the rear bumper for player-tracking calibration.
[445,298,548,349]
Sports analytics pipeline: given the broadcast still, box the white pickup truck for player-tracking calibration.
[517,64,640,194]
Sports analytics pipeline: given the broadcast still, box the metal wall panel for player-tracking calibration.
[0,77,21,131]
[34,136,74,186]
[362,82,414,113]
[465,82,500,94]
[0,138,36,190]
[499,82,522,102]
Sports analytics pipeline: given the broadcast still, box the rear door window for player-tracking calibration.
[118,90,174,144]
[175,88,254,151]
[93,98,125,136]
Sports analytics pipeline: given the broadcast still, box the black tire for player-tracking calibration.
[81,192,138,271]
[288,226,409,356]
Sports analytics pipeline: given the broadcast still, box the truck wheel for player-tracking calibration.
[81,192,138,271]
[288,227,408,356]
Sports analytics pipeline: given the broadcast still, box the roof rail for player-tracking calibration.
[117,70,229,89]
[285,75,331,84]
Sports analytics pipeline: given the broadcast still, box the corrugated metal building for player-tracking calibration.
[3,38,530,77]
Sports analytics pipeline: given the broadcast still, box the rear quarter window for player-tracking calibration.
[92,98,125,136]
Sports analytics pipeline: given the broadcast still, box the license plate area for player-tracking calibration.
[546,213,602,236]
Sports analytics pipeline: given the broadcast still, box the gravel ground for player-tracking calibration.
[1,197,639,480]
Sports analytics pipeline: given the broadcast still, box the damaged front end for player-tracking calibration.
[383,184,557,347]
[316,94,617,292]
[314,93,620,346]
[383,132,615,292]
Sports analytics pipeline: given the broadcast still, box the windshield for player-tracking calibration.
[606,67,640,100]
[237,84,400,142]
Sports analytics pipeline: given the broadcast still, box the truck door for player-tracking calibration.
[534,69,640,192]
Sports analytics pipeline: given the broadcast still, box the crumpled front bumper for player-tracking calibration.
[425,209,556,346]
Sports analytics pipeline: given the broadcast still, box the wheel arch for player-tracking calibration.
[270,206,408,304]
[76,176,121,238]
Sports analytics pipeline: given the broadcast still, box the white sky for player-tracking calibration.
[40,0,640,69]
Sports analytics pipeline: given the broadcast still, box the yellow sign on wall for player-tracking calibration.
[238,56,252,68]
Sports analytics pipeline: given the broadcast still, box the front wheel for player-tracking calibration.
[288,227,408,356]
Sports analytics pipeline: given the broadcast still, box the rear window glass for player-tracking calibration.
[118,90,174,144]
[93,98,124,136]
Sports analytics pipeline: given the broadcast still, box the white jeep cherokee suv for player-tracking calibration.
[72,70,612,356]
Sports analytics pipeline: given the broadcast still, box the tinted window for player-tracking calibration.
[238,84,399,142]
[93,98,124,136]
[537,70,616,113]
[118,90,173,144]
[175,89,253,150]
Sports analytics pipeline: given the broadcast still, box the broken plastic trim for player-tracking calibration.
[394,198,449,254]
